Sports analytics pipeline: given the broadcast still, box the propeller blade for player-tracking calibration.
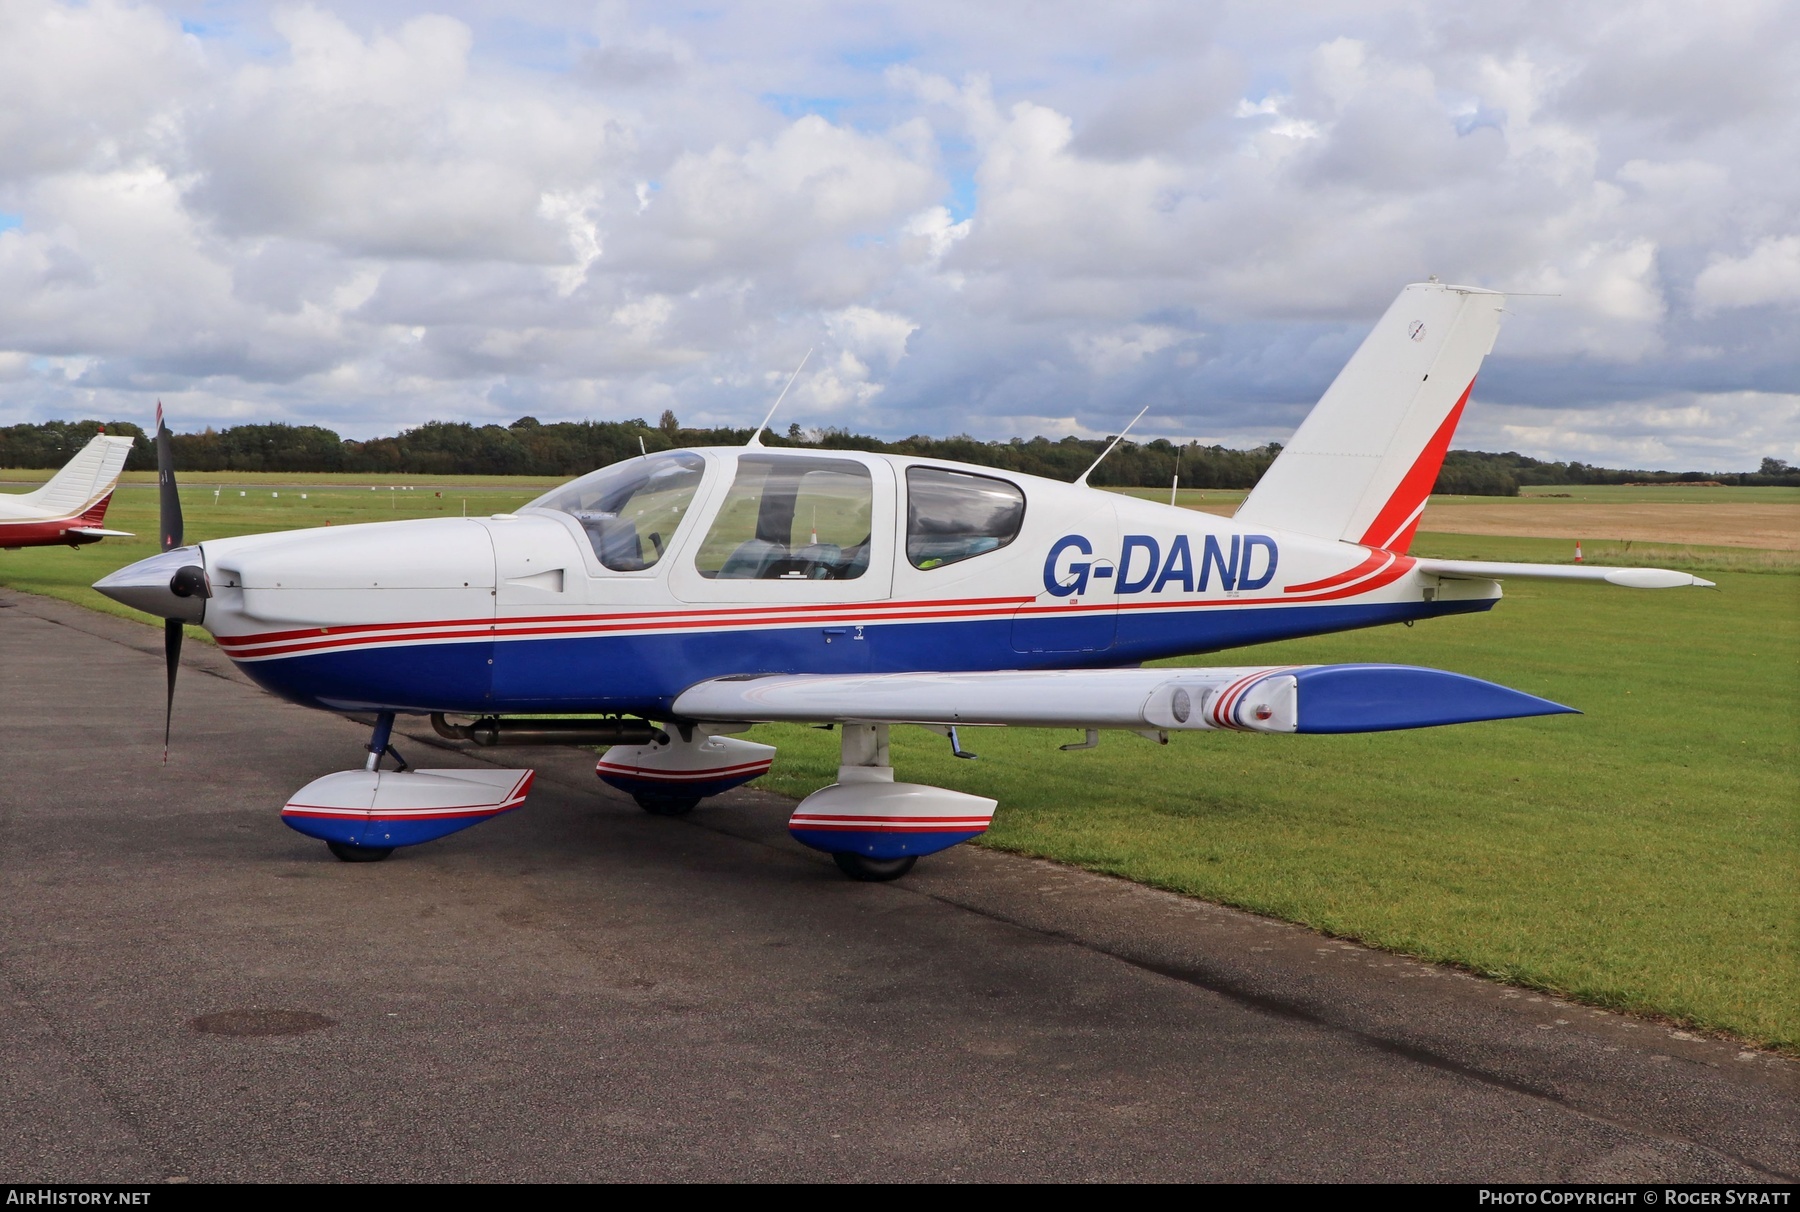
[163,617,182,765]
[156,402,182,552]
[156,402,185,764]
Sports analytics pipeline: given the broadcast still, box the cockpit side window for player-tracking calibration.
[695,456,873,580]
[906,466,1026,570]
[524,453,705,571]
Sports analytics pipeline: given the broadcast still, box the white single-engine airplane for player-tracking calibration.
[96,283,1712,880]
[1,432,135,549]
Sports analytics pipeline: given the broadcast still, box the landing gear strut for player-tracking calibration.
[282,712,536,862]
[324,711,404,862]
[786,724,998,882]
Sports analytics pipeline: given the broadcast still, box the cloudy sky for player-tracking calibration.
[1,0,1796,468]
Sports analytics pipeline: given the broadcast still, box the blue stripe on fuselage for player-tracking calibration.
[232,598,1496,715]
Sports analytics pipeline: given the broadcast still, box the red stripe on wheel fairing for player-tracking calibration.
[788,816,992,832]
[595,759,772,783]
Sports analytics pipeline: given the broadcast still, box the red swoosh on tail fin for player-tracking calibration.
[1358,378,1474,554]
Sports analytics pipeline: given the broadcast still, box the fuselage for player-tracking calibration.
[128,447,1502,716]
[0,491,112,546]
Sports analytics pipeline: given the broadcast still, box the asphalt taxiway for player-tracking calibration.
[1,587,1794,1182]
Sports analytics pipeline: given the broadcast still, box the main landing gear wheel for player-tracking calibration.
[633,793,700,817]
[326,841,395,863]
[832,853,917,882]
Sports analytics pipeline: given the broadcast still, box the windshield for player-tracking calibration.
[525,453,706,571]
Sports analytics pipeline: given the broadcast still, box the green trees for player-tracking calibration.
[2,416,1792,491]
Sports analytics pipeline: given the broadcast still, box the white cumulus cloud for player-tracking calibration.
[0,0,1793,469]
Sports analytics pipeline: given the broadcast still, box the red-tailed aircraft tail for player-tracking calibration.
[1234,282,1506,554]
[75,491,117,527]
[20,433,136,518]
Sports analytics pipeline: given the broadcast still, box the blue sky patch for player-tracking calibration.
[841,45,916,72]
[944,168,977,223]
[761,93,848,123]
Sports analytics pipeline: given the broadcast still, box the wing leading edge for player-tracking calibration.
[673,664,1576,737]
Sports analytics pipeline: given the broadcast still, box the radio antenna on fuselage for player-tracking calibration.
[1074,404,1151,487]
[747,348,813,447]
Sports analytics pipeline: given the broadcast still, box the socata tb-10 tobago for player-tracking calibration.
[96,283,1712,881]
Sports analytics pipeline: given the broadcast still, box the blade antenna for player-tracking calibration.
[1074,404,1151,487]
[747,348,812,447]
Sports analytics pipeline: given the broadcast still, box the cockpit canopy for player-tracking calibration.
[527,448,1028,580]
[525,452,704,571]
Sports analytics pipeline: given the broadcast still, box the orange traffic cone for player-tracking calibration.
[1574,541,1584,563]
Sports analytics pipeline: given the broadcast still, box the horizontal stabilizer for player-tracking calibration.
[65,527,135,539]
[1414,558,1714,589]
[674,664,1575,736]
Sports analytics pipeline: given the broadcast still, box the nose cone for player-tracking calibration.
[94,545,209,623]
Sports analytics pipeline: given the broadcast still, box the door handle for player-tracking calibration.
[821,626,865,644]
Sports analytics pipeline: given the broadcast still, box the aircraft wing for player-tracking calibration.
[672,664,1577,736]
[1412,558,1714,588]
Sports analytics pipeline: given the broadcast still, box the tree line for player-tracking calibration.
[3,414,1796,494]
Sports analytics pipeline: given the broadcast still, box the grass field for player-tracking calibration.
[4,472,1795,1050]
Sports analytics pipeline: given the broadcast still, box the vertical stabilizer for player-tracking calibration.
[1235,283,1505,553]
[20,434,136,517]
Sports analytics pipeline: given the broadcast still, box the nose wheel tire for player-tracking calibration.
[633,794,700,816]
[326,841,395,863]
[832,853,917,882]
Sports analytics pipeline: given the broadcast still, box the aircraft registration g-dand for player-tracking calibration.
[96,283,1714,881]
[0,431,135,549]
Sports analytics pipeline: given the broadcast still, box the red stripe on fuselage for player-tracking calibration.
[215,551,1424,662]
[1283,549,1389,594]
